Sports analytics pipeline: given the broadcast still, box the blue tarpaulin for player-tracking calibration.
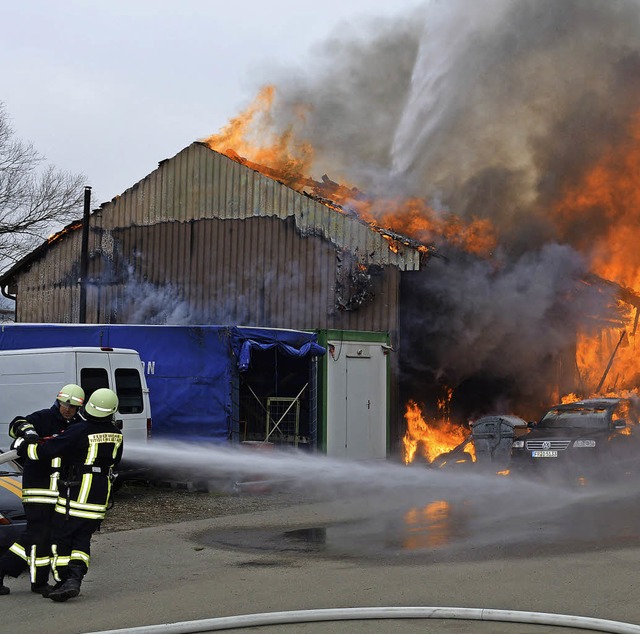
[0,324,324,442]
[230,326,326,372]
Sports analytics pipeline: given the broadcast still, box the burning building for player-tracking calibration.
[0,142,434,455]
[3,0,640,463]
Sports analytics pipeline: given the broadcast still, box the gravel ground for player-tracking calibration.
[100,480,308,533]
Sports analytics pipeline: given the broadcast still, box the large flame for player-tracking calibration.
[203,81,640,442]
[553,111,640,398]
[402,397,472,465]
[203,87,497,257]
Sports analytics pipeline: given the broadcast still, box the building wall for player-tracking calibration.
[95,143,422,272]
[9,143,427,454]
[16,215,401,334]
[13,143,421,338]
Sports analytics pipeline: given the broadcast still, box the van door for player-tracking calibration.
[75,350,150,444]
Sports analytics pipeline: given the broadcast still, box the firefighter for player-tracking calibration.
[0,383,85,597]
[13,387,123,602]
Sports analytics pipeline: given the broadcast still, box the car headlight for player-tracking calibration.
[512,440,525,448]
[573,439,596,448]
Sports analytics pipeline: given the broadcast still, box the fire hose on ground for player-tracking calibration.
[86,606,640,634]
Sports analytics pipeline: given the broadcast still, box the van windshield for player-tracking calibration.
[538,406,610,430]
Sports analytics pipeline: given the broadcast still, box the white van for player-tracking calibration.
[0,347,151,471]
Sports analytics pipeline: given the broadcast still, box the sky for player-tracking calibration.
[1,0,425,207]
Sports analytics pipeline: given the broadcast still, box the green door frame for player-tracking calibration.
[315,329,391,454]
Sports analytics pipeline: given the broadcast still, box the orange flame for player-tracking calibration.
[47,221,83,244]
[203,86,497,257]
[402,398,471,464]
[204,85,315,191]
[551,111,640,397]
[205,88,640,412]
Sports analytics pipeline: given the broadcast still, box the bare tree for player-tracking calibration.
[0,102,85,273]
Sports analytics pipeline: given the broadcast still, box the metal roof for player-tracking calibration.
[1,143,432,289]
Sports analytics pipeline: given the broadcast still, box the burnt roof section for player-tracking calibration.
[0,142,436,290]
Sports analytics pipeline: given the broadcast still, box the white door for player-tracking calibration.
[76,351,149,443]
[326,341,387,459]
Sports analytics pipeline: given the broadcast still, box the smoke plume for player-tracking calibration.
[238,0,640,417]
[270,0,640,245]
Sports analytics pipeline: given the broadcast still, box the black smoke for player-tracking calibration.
[244,1,640,419]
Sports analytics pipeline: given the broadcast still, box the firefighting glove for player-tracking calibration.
[11,435,38,458]
[12,419,39,440]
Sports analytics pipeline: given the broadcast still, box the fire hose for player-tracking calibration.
[86,606,640,633]
[0,449,18,466]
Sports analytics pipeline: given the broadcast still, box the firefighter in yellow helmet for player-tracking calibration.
[0,384,85,596]
[14,387,123,601]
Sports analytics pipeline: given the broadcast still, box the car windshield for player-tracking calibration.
[537,406,610,430]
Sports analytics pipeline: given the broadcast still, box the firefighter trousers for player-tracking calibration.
[50,514,100,583]
[0,502,55,586]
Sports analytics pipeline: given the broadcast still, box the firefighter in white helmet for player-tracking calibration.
[0,383,85,596]
[14,387,123,602]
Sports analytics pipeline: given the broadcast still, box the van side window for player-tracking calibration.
[115,369,144,414]
[81,368,110,401]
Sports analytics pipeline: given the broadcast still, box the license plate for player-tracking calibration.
[532,450,558,458]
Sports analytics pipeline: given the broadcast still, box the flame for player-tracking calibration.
[47,221,83,244]
[204,87,640,419]
[573,328,637,397]
[552,111,640,397]
[350,197,496,257]
[204,85,316,193]
[402,397,472,464]
[554,111,640,289]
[203,86,497,257]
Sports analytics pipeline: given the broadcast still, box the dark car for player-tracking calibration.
[0,452,25,552]
[510,397,640,479]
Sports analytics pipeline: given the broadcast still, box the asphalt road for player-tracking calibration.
[4,474,640,634]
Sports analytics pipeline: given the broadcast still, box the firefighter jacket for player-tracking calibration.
[24,414,123,521]
[9,404,75,506]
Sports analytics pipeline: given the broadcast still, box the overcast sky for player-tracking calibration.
[2,0,425,207]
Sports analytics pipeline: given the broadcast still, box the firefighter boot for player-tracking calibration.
[48,565,83,602]
[39,579,64,599]
[0,573,9,596]
[31,582,55,597]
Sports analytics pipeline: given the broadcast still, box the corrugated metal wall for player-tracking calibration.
[100,143,422,269]
[12,142,423,340]
[18,217,401,333]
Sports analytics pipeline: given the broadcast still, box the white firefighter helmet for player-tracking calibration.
[57,384,85,408]
[85,388,119,418]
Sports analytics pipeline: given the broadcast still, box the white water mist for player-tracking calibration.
[391,0,509,176]
[125,439,581,529]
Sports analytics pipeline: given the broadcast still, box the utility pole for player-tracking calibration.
[78,186,91,323]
